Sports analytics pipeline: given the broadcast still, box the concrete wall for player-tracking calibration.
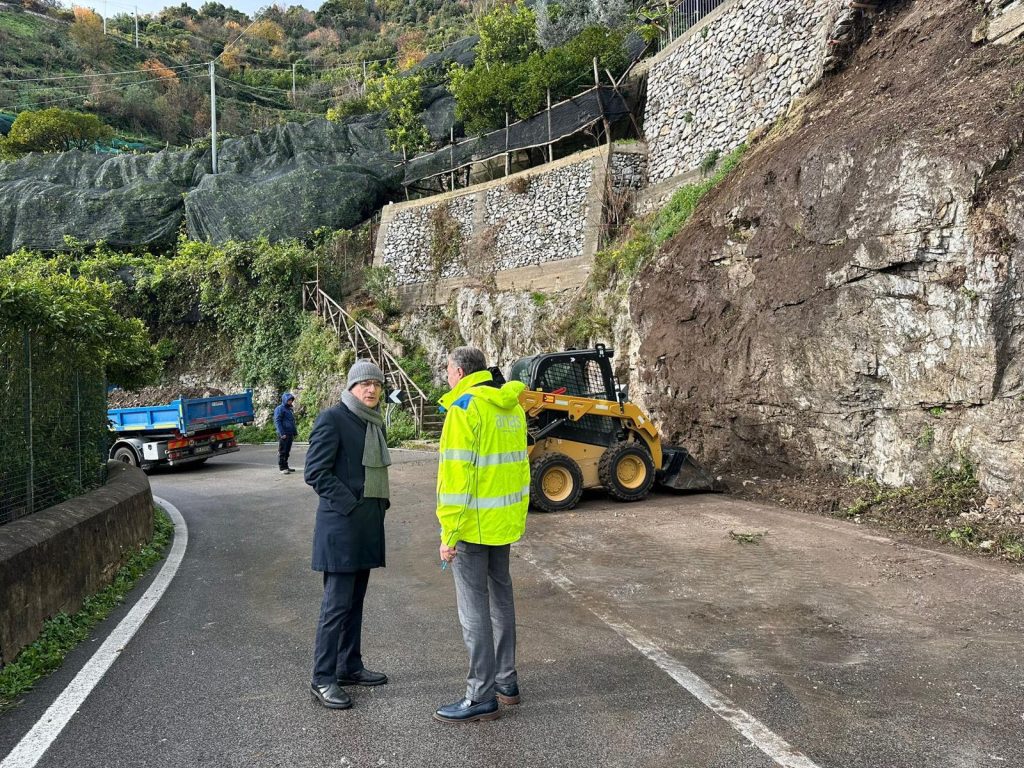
[374,144,647,305]
[641,0,841,184]
[0,462,154,666]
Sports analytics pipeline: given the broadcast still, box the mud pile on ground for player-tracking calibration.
[107,386,225,408]
[633,0,1024,511]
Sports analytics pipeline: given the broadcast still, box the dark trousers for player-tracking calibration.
[312,569,370,685]
[278,435,293,470]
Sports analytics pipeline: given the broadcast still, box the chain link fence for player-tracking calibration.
[1,330,109,526]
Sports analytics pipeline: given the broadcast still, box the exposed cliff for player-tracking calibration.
[633,0,1024,506]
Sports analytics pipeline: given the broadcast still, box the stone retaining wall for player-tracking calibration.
[643,0,842,184]
[0,462,154,666]
[375,144,646,304]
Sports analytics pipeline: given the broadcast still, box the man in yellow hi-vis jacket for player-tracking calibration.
[433,346,530,724]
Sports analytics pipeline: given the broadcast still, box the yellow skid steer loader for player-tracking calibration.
[501,345,718,512]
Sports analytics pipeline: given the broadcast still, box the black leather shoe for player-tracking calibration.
[310,682,352,709]
[433,697,500,723]
[495,682,520,705]
[337,668,388,686]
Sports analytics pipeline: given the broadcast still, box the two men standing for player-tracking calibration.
[303,349,529,721]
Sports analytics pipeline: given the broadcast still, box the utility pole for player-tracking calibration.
[291,61,297,104]
[103,0,107,34]
[134,6,139,48]
[209,61,218,175]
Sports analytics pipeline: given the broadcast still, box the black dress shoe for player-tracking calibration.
[310,682,352,709]
[337,668,388,686]
[433,697,500,723]
[495,682,520,705]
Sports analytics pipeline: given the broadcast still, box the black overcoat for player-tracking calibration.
[304,402,387,573]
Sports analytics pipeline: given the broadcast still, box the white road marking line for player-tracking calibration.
[1,497,188,768]
[520,550,823,768]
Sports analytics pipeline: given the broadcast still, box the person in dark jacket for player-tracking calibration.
[273,392,298,474]
[304,360,391,710]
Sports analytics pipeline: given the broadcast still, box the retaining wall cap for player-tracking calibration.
[0,463,152,560]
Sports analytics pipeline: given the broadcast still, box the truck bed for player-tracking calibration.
[108,391,254,436]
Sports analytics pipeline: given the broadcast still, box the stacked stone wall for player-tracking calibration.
[644,0,842,183]
[377,148,649,290]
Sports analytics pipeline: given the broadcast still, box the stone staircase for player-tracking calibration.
[302,279,440,437]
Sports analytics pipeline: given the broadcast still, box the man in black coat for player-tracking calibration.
[305,360,392,710]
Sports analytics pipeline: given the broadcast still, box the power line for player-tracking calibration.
[2,70,206,112]
[214,75,334,105]
[0,62,206,86]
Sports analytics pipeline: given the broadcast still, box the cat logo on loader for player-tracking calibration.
[499,344,719,513]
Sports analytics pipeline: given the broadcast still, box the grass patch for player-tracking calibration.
[651,143,747,247]
[729,530,767,545]
[586,143,749,288]
[844,456,981,522]
[0,506,174,711]
[838,456,1024,562]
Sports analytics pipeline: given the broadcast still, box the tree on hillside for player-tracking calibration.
[536,0,630,49]
[0,108,113,157]
[69,6,112,60]
[477,0,538,67]
[141,59,180,92]
[198,1,247,24]
[334,68,430,153]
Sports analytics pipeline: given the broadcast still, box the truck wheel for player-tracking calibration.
[112,445,139,467]
[530,453,584,513]
[599,441,655,502]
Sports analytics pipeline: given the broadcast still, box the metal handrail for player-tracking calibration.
[302,280,431,435]
[639,0,728,51]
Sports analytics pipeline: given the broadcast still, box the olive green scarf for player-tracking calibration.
[341,390,391,500]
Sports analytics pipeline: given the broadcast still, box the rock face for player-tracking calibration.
[0,115,401,253]
[632,0,1024,505]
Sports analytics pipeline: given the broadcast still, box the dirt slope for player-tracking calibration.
[633,0,1024,507]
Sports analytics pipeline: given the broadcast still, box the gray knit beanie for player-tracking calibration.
[347,359,385,390]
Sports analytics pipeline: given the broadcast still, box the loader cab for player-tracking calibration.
[509,345,621,447]
[509,344,618,401]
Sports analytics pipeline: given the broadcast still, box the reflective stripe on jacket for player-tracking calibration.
[436,369,529,546]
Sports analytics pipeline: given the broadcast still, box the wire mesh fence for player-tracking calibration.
[0,330,109,526]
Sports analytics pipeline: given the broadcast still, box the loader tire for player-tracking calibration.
[530,453,584,513]
[599,441,655,502]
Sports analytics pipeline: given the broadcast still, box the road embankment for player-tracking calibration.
[0,463,153,666]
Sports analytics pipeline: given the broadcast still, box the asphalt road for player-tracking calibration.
[1,445,1022,767]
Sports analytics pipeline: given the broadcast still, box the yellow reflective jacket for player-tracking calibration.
[436,369,529,546]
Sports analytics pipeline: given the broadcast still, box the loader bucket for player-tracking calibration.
[657,446,722,492]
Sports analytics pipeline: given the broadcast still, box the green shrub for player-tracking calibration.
[363,265,400,318]
[652,143,747,246]
[385,406,418,446]
[450,22,628,133]
[235,421,278,444]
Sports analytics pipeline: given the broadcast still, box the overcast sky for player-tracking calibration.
[77,1,321,20]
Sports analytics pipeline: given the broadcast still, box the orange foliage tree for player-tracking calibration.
[141,59,179,91]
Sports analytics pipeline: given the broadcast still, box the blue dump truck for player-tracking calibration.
[107,391,255,471]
